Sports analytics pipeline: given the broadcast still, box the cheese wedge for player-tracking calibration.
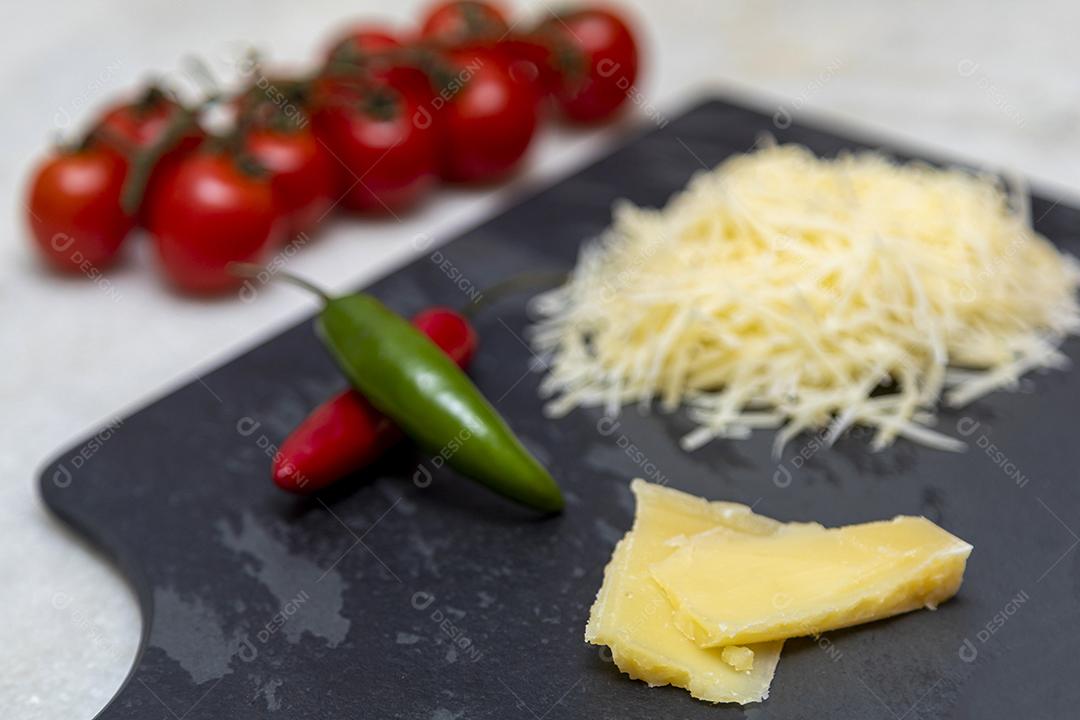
[585,480,785,704]
[651,516,973,648]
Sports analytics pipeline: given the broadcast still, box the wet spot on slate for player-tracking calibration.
[410,533,441,577]
[431,709,464,720]
[253,676,283,711]
[396,632,422,645]
[218,511,350,647]
[150,587,235,684]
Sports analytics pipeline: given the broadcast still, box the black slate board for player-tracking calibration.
[42,98,1080,720]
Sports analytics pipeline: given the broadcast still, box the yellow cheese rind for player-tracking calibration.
[651,516,973,647]
[585,480,783,704]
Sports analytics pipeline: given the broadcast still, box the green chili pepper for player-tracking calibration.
[234,265,564,513]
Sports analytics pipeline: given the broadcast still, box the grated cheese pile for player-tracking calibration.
[529,144,1080,454]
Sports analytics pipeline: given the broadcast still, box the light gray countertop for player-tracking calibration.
[2,1,1077,717]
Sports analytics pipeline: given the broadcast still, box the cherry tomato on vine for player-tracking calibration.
[94,87,204,220]
[96,88,201,151]
[147,152,283,294]
[245,126,335,240]
[26,147,134,272]
[496,33,562,97]
[438,48,540,183]
[233,75,311,130]
[312,83,439,213]
[419,0,509,46]
[324,25,403,67]
[319,27,433,107]
[539,7,639,123]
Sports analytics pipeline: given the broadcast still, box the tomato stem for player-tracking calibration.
[362,86,401,121]
[133,84,169,115]
[184,56,221,98]
[91,125,139,157]
[120,108,197,214]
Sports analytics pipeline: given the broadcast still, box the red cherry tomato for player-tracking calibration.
[438,48,540,183]
[314,65,434,121]
[496,33,562,97]
[312,84,438,213]
[324,25,403,66]
[541,7,639,123]
[419,1,509,46]
[317,22,434,113]
[147,153,283,294]
[318,28,434,115]
[94,88,204,221]
[245,126,335,240]
[26,147,134,272]
[273,307,477,493]
[96,88,200,150]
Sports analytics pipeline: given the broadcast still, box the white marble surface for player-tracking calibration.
[2,1,1077,717]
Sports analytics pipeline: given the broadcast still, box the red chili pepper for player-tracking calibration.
[411,306,477,367]
[273,307,477,493]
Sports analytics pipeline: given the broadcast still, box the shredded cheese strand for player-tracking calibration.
[529,144,1080,455]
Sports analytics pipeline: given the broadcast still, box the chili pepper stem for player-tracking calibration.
[464,270,568,319]
[227,262,331,303]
